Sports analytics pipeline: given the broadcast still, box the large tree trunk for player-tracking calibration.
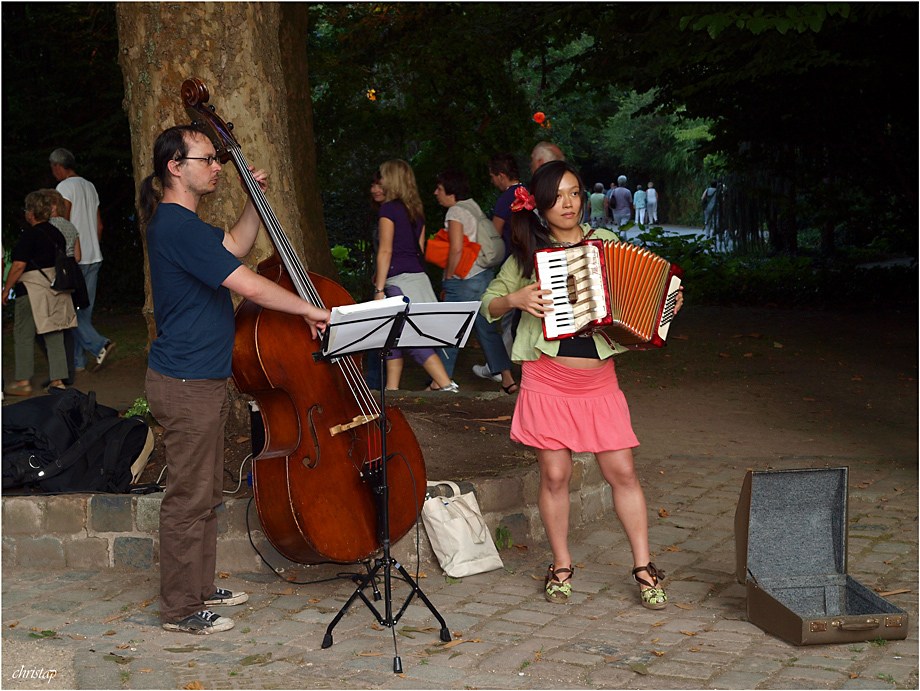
[116,1,335,344]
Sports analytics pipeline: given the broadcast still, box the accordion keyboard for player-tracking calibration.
[536,245,608,339]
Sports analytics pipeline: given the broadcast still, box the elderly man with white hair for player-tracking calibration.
[611,175,633,228]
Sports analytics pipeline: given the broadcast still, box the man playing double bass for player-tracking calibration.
[140,125,330,635]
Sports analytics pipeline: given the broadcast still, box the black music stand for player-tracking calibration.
[316,297,479,673]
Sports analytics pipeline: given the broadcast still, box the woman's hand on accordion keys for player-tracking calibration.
[674,286,684,316]
[511,283,555,320]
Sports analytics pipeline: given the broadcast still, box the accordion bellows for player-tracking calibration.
[534,240,683,348]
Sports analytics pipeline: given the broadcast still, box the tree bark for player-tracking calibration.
[116,1,334,344]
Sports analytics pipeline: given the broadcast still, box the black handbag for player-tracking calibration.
[35,225,76,293]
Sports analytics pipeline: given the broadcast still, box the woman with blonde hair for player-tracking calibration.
[372,160,456,392]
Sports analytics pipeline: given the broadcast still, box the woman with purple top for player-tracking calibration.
[372,160,457,392]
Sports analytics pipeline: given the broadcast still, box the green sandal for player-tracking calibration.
[544,564,573,603]
[633,562,668,610]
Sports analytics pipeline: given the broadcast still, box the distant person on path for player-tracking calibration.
[140,125,330,635]
[433,169,517,395]
[37,189,82,386]
[646,182,659,224]
[373,159,456,392]
[2,191,77,396]
[633,184,647,226]
[702,180,719,235]
[589,183,607,227]
[611,175,633,228]
[480,160,681,610]
[483,152,524,363]
[529,141,564,174]
[604,181,617,224]
[49,148,115,372]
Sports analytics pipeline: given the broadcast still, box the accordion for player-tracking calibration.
[534,239,683,348]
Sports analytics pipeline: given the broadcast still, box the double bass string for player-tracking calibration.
[228,146,384,462]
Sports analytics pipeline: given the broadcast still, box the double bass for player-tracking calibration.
[181,77,427,565]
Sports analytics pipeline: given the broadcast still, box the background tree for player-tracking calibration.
[116,1,336,342]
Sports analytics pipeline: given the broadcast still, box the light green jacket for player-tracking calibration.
[480,225,630,363]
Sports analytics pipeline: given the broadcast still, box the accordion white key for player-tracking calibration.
[534,239,683,348]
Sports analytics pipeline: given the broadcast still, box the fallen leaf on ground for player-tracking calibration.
[138,669,152,673]
[674,603,695,610]
[680,631,698,636]
[235,436,250,444]
[218,572,229,579]
[470,416,512,422]
[878,589,910,597]
[658,508,669,517]
[665,545,681,551]
[629,662,650,675]
[67,634,86,640]
[103,630,117,635]
[652,650,665,657]
[850,674,859,679]
[357,652,384,657]
[184,683,204,690]
[604,655,620,663]
[718,353,730,358]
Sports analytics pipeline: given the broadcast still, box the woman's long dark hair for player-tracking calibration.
[139,125,201,223]
[509,160,587,278]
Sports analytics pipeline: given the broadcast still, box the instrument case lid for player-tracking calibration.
[734,467,848,584]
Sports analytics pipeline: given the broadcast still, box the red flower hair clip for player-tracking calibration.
[510,186,536,212]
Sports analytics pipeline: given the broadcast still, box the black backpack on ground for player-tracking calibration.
[2,388,154,494]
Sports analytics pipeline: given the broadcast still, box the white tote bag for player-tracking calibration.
[422,481,504,578]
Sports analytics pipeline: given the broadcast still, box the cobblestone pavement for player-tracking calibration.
[3,454,917,690]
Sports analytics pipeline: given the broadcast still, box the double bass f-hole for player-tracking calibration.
[301,404,323,469]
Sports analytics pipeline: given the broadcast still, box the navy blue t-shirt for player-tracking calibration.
[493,183,524,259]
[147,203,242,379]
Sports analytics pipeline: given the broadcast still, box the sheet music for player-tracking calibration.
[324,296,410,355]
[322,298,479,357]
[398,301,480,349]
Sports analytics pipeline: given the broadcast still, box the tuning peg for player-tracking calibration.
[227,123,234,130]
[209,105,216,112]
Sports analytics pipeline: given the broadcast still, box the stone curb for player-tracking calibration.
[1,453,608,575]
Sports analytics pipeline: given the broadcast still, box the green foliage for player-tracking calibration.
[494,525,513,551]
[329,243,370,299]
[632,227,917,308]
[124,398,150,419]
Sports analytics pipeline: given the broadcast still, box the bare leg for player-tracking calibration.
[535,447,574,570]
[385,357,403,390]
[595,448,653,578]
[499,369,517,391]
[421,353,452,389]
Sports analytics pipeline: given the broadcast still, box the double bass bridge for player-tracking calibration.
[329,414,379,437]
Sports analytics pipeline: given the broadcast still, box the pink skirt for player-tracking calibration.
[510,355,639,453]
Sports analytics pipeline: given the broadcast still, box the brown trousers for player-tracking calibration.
[146,368,229,623]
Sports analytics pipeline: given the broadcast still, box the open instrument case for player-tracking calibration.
[734,467,908,645]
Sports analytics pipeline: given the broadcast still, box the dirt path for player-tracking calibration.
[3,303,916,489]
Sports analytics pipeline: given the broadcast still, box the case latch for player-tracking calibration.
[809,621,827,633]
[885,616,903,628]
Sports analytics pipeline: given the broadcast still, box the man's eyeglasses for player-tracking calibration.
[178,155,220,166]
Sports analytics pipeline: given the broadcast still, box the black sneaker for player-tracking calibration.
[203,588,249,607]
[161,609,234,635]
